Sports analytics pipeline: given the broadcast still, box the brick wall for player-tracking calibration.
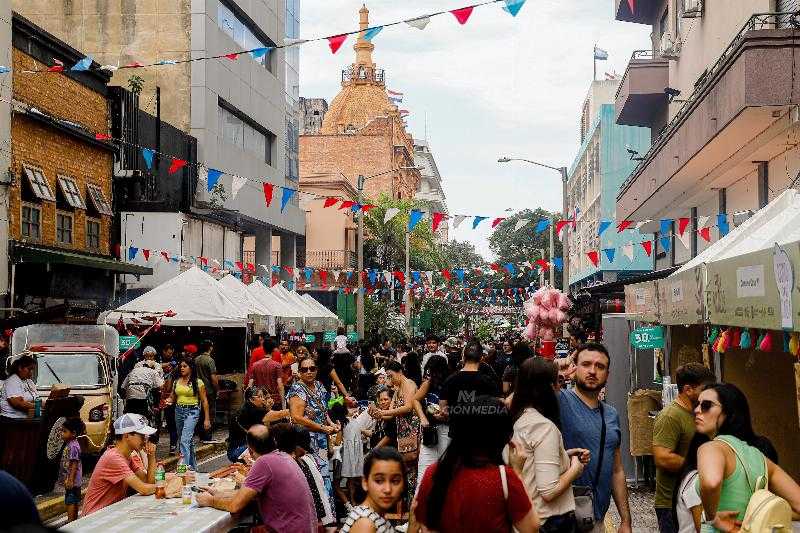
[11,49,112,255]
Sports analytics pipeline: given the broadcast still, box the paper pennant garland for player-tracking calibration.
[660,219,672,236]
[454,269,465,283]
[363,26,383,41]
[384,207,401,223]
[231,176,247,198]
[717,213,730,236]
[641,240,653,257]
[250,47,272,60]
[405,16,431,30]
[168,158,187,174]
[95,133,112,140]
[535,219,550,234]
[697,215,710,228]
[323,197,339,208]
[328,34,348,54]
[617,220,633,232]
[552,257,563,271]
[555,220,571,236]
[491,217,506,228]
[598,220,612,236]
[603,248,615,263]
[339,200,355,211]
[450,6,474,24]
[514,219,529,232]
[699,227,711,242]
[472,216,488,229]
[263,183,274,207]
[453,215,467,229]
[442,269,452,282]
[128,247,138,261]
[503,0,527,16]
[677,230,691,251]
[678,217,690,236]
[71,56,94,71]
[660,236,671,252]
[142,148,155,170]
[587,250,600,267]
[351,203,362,213]
[207,169,223,191]
[142,249,151,261]
[281,188,296,212]
[408,209,425,231]
[505,263,516,276]
[432,212,446,232]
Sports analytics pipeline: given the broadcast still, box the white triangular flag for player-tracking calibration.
[284,38,309,46]
[453,215,467,228]
[622,243,634,261]
[425,271,434,285]
[332,270,341,282]
[383,271,392,285]
[514,219,530,232]
[634,219,651,230]
[405,16,431,30]
[100,64,119,72]
[384,207,401,223]
[697,215,710,229]
[677,231,691,251]
[231,176,247,198]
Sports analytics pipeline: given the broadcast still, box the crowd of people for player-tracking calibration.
[3,328,800,533]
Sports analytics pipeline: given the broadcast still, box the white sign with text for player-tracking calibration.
[736,264,765,298]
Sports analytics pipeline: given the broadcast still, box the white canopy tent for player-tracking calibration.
[270,284,327,332]
[301,293,337,318]
[246,280,305,332]
[102,266,246,327]
[218,275,277,334]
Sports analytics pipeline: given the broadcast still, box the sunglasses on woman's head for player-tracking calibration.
[299,366,317,373]
[699,400,720,413]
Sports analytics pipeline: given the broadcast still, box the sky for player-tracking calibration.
[298,0,651,259]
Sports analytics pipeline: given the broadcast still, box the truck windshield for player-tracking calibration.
[34,353,106,388]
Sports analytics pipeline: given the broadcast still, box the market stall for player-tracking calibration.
[300,293,340,330]
[269,283,328,333]
[246,280,304,333]
[218,275,277,336]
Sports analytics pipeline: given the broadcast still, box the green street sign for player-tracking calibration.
[347,331,359,343]
[119,336,140,351]
[630,326,665,350]
[323,330,336,343]
[304,334,316,343]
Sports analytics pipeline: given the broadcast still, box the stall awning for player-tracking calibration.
[12,243,152,276]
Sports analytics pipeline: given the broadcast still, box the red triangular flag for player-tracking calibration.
[320,270,328,286]
[450,6,474,24]
[235,261,243,271]
[641,240,653,256]
[617,220,633,232]
[587,251,600,267]
[200,257,208,266]
[48,62,65,72]
[491,217,506,228]
[283,266,293,275]
[678,217,690,236]
[263,183,274,206]
[393,271,405,285]
[246,263,255,272]
[535,259,550,271]
[555,220,571,236]
[441,269,452,281]
[224,53,239,60]
[125,61,144,68]
[142,249,150,261]
[95,133,112,140]
[699,227,711,242]
[161,251,169,261]
[327,34,348,54]
[628,0,636,14]
[168,158,187,174]
[323,197,338,208]
[432,212,446,232]
[338,200,355,210]
[361,204,377,213]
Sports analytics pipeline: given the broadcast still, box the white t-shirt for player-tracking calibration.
[1,374,37,418]
[334,335,349,352]
[676,470,703,533]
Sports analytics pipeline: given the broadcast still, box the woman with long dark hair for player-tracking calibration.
[414,395,540,533]
[510,358,588,532]
[694,383,800,531]
[415,352,453,490]
[168,357,211,469]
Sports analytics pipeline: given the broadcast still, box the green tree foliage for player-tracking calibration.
[418,298,463,337]
[489,208,563,265]
[440,239,484,268]
[364,296,407,343]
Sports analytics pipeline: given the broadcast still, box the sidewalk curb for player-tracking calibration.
[37,442,227,523]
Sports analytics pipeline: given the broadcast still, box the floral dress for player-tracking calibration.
[392,384,421,501]
[287,380,334,505]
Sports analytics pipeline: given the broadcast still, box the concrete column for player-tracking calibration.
[279,233,296,282]
[0,4,12,301]
[254,226,273,275]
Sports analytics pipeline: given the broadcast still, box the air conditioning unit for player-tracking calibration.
[660,33,681,59]
[682,0,703,18]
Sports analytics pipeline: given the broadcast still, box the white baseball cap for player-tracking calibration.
[113,413,157,436]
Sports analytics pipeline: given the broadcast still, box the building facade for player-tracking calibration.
[299,6,421,269]
[567,80,652,290]
[413,139,449,242]
[8,15,149,319]
[0,2,11,300]
[13,0,304,285]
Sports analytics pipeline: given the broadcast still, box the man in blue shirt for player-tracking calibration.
[560,342,632,533]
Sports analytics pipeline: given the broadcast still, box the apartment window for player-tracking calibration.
[217,0,273,71]
[21,204,41,241]
[57,176,86,209]
[23,165,56,202]
[218,99,275,165]
[86,218,101,250]
[56,212,73,245]
[86,183,113,216]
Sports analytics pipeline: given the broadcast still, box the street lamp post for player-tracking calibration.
[498,157,569,291]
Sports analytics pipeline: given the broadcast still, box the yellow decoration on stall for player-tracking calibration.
[790,332,800,357]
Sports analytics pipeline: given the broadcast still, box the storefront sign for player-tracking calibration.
[773,244,794,329]
[659,267,704,325]
[736,265,765,298]
[635,288,647,306]
[322,331,336,343]
[624,281,659,322]
[304,334,316,343]
[119,336,140,351]
[347,331,359,343]
[630,326,665,350]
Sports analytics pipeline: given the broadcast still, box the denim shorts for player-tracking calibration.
[64,487,81,505]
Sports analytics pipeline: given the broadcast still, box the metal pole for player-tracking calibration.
[539,249,545,288]
[560,167,569,293]
[9,263,15,318]
[356,175,365,340]
[405,230,411,336]
[548,217,555,287]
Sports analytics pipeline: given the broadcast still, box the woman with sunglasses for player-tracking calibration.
[694,383,800,531]
[167,357,211,469]
[287,356,340,506]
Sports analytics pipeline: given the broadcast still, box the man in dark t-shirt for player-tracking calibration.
[440,340,499,437]
[332,350,355,394]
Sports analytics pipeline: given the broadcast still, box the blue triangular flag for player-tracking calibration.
[660,236,671,252]
[368,269,377,286]
[280,188,296,212]
[286,281,294,290]
[598,220,612,236]
[271,265,280,273]
[603,248,615,263]
[363,26,383,41]
[717,213,730,236]
[408,210,424,231]
[535,219,550,233]
[502,0,527,16]
[411,271,421,283]
[660,219,673,236]
[351,203,362,213]
[454,269,465,283]
[505,263,516,276]
[70,55,93,71]
[472,216,488,229]
[142,148,155,170]
[128,247,138,261]
[346,271,353,281]
[250,47,272,60]
[223,260,233,269]
[207,168,223,191]
[304,267,313,281]
[553,257,563,271]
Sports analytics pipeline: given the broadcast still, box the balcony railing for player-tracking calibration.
[342,66,385,85]
[619,11,800,197]
[305,250,356,269]
[614,49,660,101]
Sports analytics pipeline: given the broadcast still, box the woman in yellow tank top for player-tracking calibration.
[167,358,210,469]
[694,383,800,532]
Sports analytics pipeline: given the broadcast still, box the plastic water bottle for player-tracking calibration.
[155,463,166,499]
[176,454,187,477]
[33,397,41,418]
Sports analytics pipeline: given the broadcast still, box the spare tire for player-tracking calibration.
[46,416,67,462]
